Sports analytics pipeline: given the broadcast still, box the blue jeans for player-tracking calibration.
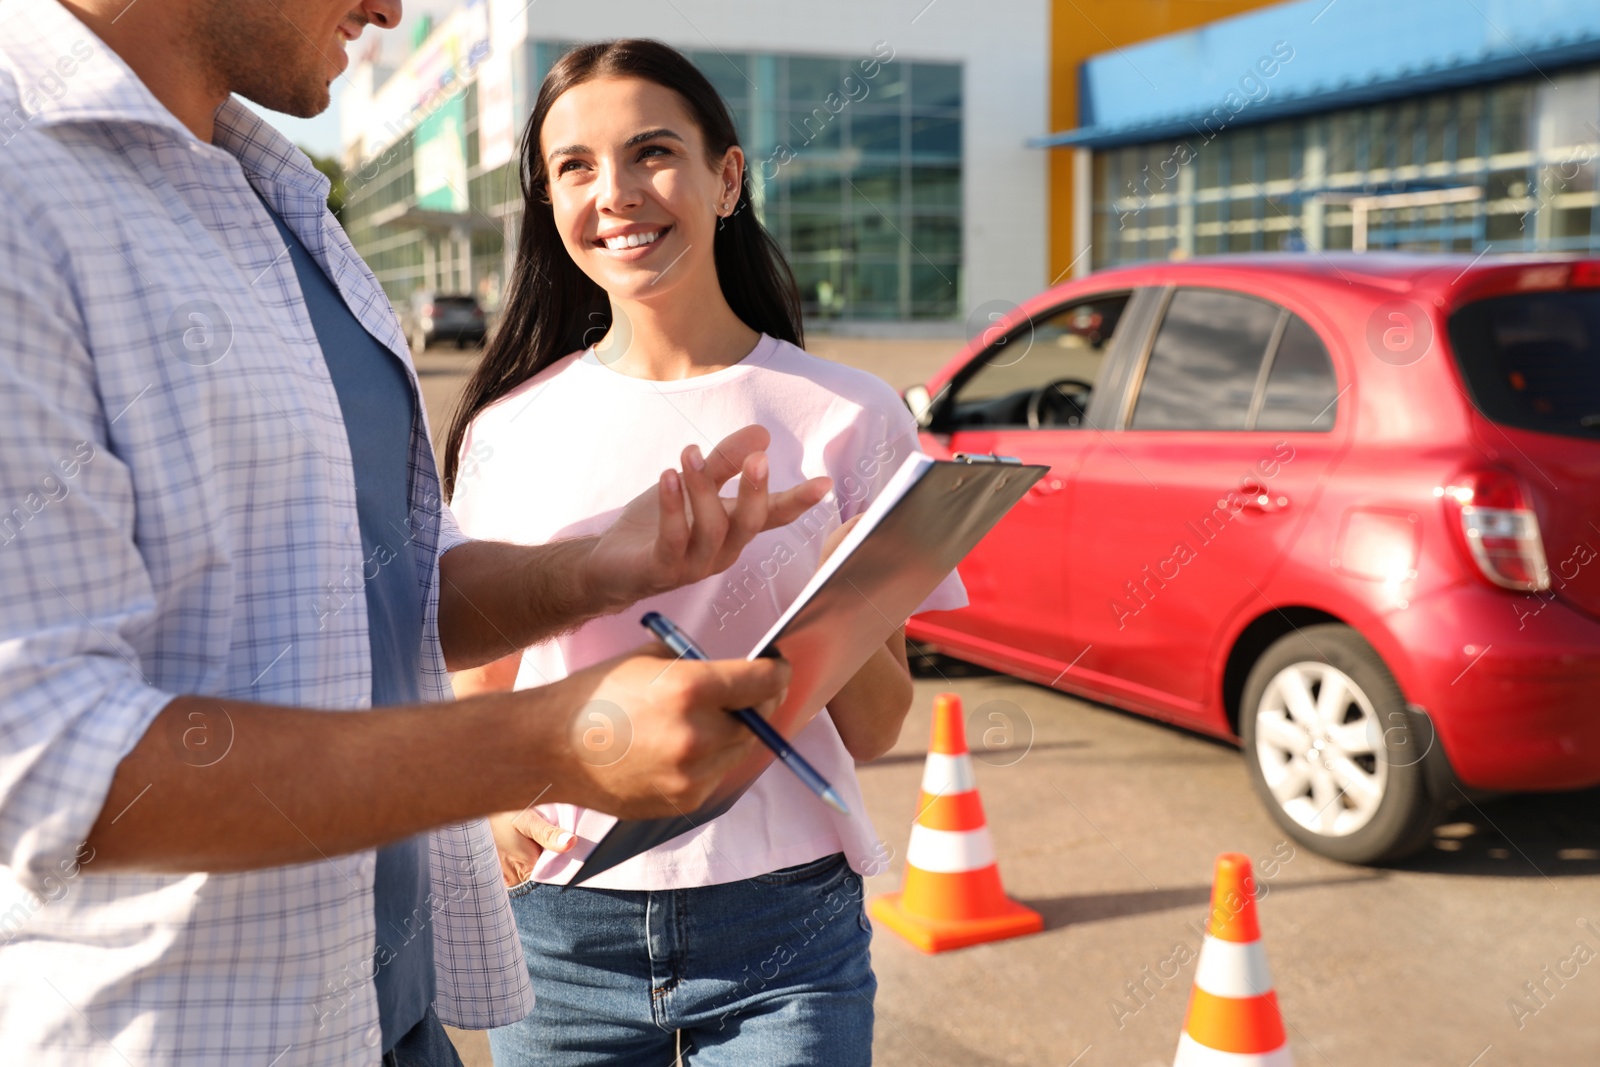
[489,852,876,1066]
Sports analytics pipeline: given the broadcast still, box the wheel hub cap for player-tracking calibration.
[1254,661,1388,838]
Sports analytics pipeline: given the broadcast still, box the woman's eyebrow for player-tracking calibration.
[547,128,684,165]
[624,127,684,148]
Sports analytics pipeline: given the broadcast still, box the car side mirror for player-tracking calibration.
[903,384,934,428]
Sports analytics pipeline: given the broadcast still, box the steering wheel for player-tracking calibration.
[1026,378,1095,429]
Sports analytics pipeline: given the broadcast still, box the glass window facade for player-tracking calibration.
[342,42,964,321]
[1092,67,1600,268]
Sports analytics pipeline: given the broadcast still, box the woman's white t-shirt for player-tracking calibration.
[450,333,967,890]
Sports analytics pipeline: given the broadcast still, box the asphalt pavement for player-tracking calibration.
[415,340,1600,1067]
[866,669,1600,1066]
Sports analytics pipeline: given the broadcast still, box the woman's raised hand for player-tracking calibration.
[583,424,831,608]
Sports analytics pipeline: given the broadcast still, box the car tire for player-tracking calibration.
[1239,623,1441,865]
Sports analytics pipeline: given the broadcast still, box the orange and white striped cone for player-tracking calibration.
[1173,853,1293,1066]
[868,693,1043,953]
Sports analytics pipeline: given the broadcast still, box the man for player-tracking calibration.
[0,0,831,1063]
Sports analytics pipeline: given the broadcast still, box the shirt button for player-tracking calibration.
[360,853,376,876]
[365,1023,382,1047]
[346,522,359,540]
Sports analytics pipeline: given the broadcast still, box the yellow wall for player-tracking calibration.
[1049,0,1284,282]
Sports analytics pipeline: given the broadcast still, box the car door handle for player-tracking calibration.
[1238,493,1290,514]
[1029,477,1065,497]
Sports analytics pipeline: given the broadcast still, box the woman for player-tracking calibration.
[444,39,964,1066]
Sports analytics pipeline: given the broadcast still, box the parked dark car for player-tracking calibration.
[402,291,486,352]
[904,253,1600,865]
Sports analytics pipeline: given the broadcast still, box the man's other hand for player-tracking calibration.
[581,425,831,608]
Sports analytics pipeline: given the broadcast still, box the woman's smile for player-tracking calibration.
[593,223,673,260]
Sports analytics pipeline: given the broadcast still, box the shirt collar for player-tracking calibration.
[3,0,332,215]
[214,98,333,217]
[2,0,194,139]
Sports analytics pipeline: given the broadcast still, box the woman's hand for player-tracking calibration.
[819,514,862,565]
[489,807,578,888]
[452,651,521,699]
[465,658,580,888]
[582,424,831,610]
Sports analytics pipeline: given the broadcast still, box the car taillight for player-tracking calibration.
[422,303,435,317]
[1436,468,1550,591]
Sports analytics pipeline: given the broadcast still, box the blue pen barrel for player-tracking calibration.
[640,612,851,817]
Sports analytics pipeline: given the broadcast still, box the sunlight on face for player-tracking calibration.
[212,0,382,118]
[540,76,742,304]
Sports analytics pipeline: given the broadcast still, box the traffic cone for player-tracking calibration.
[1173,853,1293,1066]
[868,693,1043,953]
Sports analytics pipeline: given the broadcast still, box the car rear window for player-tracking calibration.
[1448,291,1600,439]
[433,296,479,310]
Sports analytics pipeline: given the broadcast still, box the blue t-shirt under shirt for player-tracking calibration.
[255,193,433,1051]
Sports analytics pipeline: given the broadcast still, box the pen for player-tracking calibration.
[640,611,850,816]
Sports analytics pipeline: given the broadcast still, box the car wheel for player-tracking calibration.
[1239,624,1440,865]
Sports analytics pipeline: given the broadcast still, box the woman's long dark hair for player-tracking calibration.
[441,38,804,497]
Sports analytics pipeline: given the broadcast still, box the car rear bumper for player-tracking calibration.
[1382,584,1600,792]
[426,326,486,340]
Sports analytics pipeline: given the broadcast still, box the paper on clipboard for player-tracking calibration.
[567,452,1048,886]
[751,451,939,649]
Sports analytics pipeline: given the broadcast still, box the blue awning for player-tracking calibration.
[1035,0,1600,149]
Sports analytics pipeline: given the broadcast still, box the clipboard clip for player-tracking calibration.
[951,452,1022,465]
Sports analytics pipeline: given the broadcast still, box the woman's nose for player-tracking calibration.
[594,159,644,213]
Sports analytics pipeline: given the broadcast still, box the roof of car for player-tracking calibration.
[1076,251,1591,301]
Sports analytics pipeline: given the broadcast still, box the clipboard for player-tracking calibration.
[567,453,1049,886]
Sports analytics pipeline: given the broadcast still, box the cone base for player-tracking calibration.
[868,891,1043,954]
[1174,1031,1294,1065]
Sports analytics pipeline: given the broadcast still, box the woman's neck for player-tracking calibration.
[596,287,762,381]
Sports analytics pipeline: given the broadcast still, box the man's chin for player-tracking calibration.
[241,82,332,120]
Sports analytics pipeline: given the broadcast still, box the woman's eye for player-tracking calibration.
[638,145,670,160]
[556,159,585,175]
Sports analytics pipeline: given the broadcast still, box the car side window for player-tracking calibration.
[1130,289,1281,431]
[1255,315,1338,432]
[941,294,1129,430]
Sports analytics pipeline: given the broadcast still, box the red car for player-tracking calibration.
[904,253,1600,864]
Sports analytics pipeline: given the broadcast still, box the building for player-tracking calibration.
[1040,0,1600,279]
[336,0,1600,326]
[336,0,1050,325]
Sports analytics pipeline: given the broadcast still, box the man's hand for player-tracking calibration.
[86,645,788,875]
[581,425,832,611]
[537,642,789,820]
[489,643,787,884]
